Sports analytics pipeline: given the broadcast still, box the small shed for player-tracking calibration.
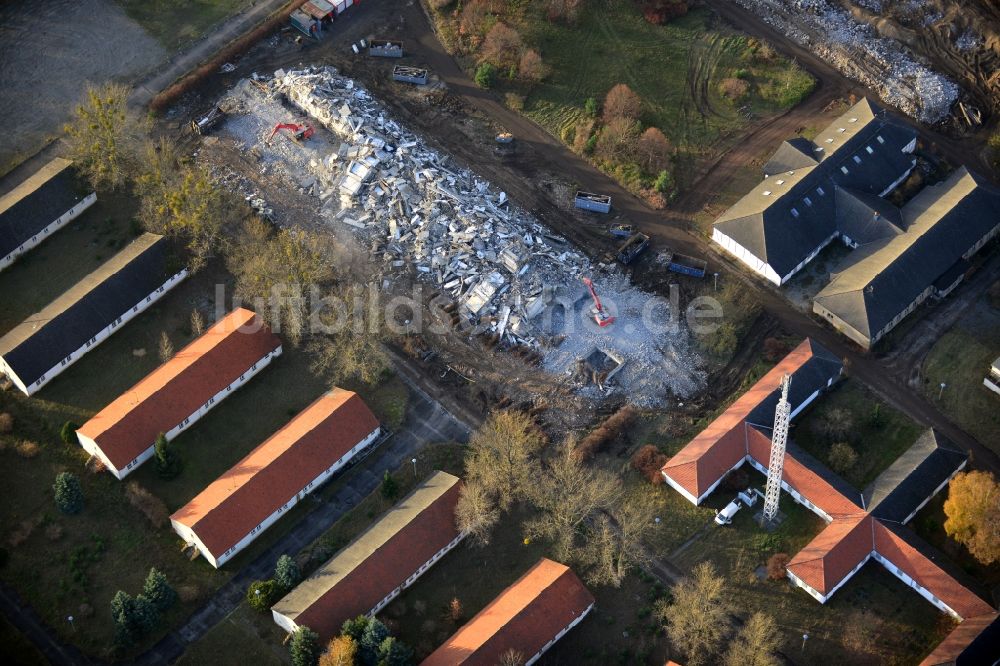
[574,191,612,214]
[290,10,320,39]
[302,0,334,22]
[369,39,404,58]
[392,65,428,85]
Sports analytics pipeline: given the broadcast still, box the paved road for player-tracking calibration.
[129,0,292,109]
[398,1,1000,476]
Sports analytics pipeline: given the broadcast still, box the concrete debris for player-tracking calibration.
[737,0,959,123]
[208,66,705,405]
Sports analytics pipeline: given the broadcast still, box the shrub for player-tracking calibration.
[53,472,84,514]
[722,467,750,492]
[631,445,668,484]
[547,0,583,24]
[762,337,790,361]
[584,134,598,154]
[154,433,181,479]
[640,0,689,25]
[828,442,858,474]
[0,413,13,434]
[15,440,40,458]
[60,421,80,445]
[125,482,170,528]
[584,97,598,117]
[474,63,497,89]
[504,92,525,112]
[481,23,523,70]
[869,404,886,428]
[719,77,750,102]
[653,169,674,195]
[247,579,279,612]
[577,405,639,460]
[766,552,790,580]
[518,49,547,83]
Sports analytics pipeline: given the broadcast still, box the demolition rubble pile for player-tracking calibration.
[736,0,959,123]
[211,66,704,405]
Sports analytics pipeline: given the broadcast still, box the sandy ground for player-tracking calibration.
[0,0,165,170]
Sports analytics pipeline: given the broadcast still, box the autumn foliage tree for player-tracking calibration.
[481,23,523,70]
[319,636,357,666]
[766,552,790,580]
[943,470,1000,565]
[603,83,642,122]
[636,127,672,173]
[518,49,547,83]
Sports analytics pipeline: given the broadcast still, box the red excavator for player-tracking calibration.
[269,122,315,144]
[582,277,615,328]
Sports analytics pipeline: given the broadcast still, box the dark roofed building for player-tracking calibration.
[920,612,1000,666]
[864,430,967,523]
[0,158,96,271]
[713,98,917,285]
[815,167,1000,348]
[0,233,187,395]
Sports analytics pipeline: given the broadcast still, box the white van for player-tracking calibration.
[714,500,741,526]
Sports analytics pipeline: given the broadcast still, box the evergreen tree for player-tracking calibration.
[154,433,181,479]
[341,615,370,642]
[111,590,137,646]
[60,421,80,445]
[132,594,159,634]
[53,472,84,514]
[290,626,321,666]
[246,579,278,612]
[378,636,414,666]
[360,618,390,666]
[275,554,301,591]
[142,567,177,612]
[380,470,399,501]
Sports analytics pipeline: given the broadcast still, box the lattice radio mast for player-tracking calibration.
[762,374,792,523]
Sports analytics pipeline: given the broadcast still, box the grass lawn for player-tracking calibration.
[519,3,814,181]
[0,389,227,660]
[176,602,288,666]
[381,506,671,663]
[918,294,1000,456]
[115,0,253,51]
[792,379,923,490]
[672,498,947,664]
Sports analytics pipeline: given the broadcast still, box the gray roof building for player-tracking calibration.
[0,233,184,394]
[713,98,918,283]
[863,429,967,523]
[815,168,1000,347]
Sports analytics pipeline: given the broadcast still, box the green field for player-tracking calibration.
[115,0,252,51]
[793,379,923,490]
[918,293,1000,456]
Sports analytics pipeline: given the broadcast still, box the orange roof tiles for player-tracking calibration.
[787,515,872,595]
[274,471,463,641]
[746,428,863,518]
[422,558,594,666]
[662,339,819,500]
[918,612,998,666]
[873,522,994,620]
[171,389,379,559]
[78,309,280,470]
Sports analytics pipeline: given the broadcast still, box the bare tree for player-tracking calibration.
[518,49,548,83]
[583,492,657,587]
[190,309,205,337]
[603,83,642,122]
[498,649,525,666]
[64,82,147,191]
[658,561,732,666]
[724,612,780,666]
[636,127,672,173]
[595,116,640,163]
[158,332,174,364]
[525,439,621,560]
[481,23,524,70]
[465,410,545,511]
[455,479,500,546]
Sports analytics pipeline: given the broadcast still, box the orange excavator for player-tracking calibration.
[269,122,315,144]
[582,277,615,328]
